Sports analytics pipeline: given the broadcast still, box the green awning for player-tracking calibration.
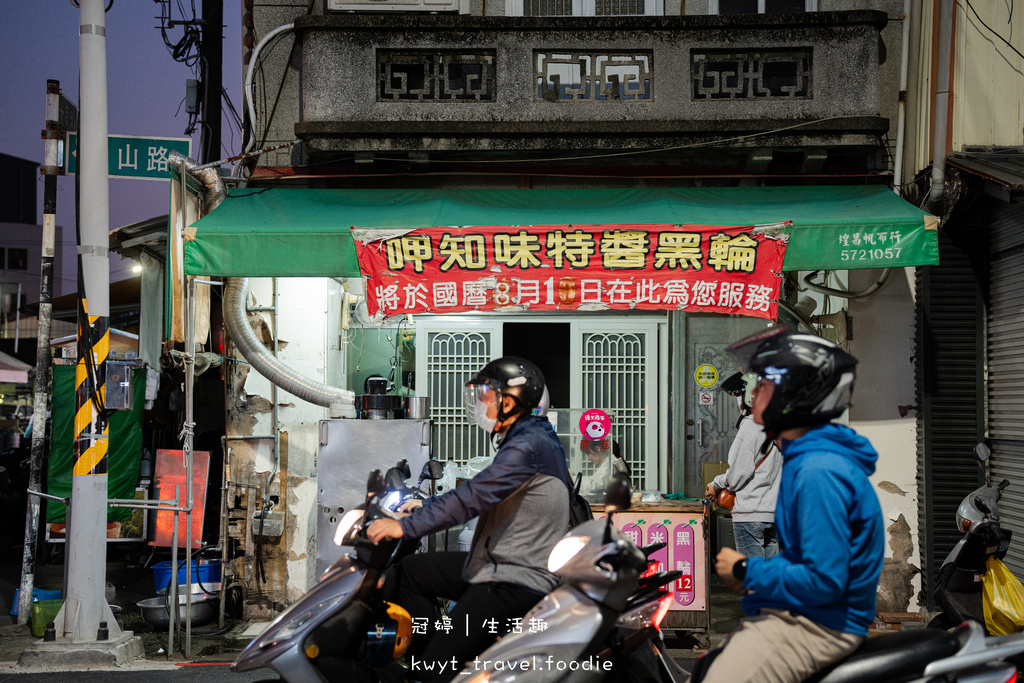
[184,185,937,277]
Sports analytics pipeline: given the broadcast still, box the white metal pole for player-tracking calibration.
[62,0,117,644]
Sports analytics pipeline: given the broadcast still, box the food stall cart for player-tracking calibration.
[593,500,709,631]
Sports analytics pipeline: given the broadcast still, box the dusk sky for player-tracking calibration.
[0,1,242,296]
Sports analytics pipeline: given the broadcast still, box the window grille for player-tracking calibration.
[595,0,644,14]
[522,0,573,15]
[582,332,648,490]
[426,331,493,465]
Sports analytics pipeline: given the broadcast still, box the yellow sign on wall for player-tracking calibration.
[694,364,718,388]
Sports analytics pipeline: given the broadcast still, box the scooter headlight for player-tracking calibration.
[334,509,366,546]
[547,536,588,573]
[257,593,349,648]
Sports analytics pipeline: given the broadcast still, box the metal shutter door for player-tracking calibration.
[988,200,1024,574]
[917,227,987,607]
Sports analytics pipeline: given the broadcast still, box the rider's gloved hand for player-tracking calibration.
[367,519,404,543]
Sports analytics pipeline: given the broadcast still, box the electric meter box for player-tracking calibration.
[105,361,135,411]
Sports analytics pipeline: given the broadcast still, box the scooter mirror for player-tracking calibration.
[604,473,632,512]
[421,460,444,481]
[397,459,411,479]
[367,469,386,497]
[975,443,991,462]
[385,467,406,490]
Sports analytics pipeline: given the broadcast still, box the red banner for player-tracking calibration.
[354,223,788,320]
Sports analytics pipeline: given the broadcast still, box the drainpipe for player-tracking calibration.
[222,278,356,415]
[926,0,955,214]
[893,0,912,195]
[170,155,354,415]
[168,151,226,214]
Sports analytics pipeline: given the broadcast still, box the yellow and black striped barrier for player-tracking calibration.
[73,299,109,476]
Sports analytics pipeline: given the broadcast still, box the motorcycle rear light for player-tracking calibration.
[642,561,659,578]
[651,593,672,630]
[1003,669,1017,683]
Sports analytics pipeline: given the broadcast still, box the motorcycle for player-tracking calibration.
[458,473,686,683]
[931,442,1015,633]
[688,442,1024,683]
[233,458,444,683]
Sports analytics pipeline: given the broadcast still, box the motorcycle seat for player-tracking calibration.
[809,629,961,683]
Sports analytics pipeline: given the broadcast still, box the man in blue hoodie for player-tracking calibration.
[694,327,884,683]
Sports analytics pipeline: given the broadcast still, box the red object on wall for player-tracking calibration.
[150,449,210,549]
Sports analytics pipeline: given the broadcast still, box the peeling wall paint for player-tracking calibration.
[223,277,348,616]
[856,418,922,613]
[877,514,919,613]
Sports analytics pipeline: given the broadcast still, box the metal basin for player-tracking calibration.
[137,595,217,628]
[157,582,221,597]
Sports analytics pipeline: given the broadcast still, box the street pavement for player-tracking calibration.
[1,548,740,677]
[0,663,278,682]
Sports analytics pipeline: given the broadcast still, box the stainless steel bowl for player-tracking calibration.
[137,595,217,628]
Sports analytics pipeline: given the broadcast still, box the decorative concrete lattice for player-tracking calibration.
[691,48,812,99]
[378,50,496,101]
[535,51,653,101]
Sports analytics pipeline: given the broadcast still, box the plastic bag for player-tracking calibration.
[982,556,1024,636]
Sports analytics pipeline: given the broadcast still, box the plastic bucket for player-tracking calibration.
[10,588,62,616]
[152,561,222,594]
[30,600,63,638]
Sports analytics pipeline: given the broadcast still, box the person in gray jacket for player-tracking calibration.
[368,356,571,681]
[705,372,782,559]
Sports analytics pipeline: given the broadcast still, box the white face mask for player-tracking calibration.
[473,398,497,433]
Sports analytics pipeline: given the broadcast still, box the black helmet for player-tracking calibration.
[464,356,546,424]
[727,326,857,435]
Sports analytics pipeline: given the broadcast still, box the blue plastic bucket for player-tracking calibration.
[10,588,62,616]
[152,561,222,594]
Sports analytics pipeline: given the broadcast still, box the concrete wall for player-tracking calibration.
[225,277,347,612]
[848,267,921,612]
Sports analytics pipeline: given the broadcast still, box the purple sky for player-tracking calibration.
[0,1,242,296]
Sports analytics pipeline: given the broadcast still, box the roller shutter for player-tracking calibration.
[916,227,986,607]
[987,199,1024,575]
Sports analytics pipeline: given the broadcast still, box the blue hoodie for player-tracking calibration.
[742,424,884,636]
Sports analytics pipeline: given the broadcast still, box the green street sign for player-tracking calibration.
[66,133,192,181]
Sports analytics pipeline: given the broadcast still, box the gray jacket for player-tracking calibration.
[713,416,781,523]
[399,416,572,594]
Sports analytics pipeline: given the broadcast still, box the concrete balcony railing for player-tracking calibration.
[293,11,888,156]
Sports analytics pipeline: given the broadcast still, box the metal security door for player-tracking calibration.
[577,321,662,491]
[684,314,766,496]
[415,319,502,465]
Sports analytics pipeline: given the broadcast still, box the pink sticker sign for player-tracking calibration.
[672,523,695,606]
[579,409,611,441]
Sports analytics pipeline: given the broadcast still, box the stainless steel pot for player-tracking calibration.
[405,396,430,420]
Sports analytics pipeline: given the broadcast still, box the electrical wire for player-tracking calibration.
[962,0,1024,62]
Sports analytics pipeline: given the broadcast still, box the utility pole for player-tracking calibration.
[17,80,65,626]
[57,0,121,644]
[201,0,222,164]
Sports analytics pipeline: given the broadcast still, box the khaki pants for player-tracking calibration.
[696,610,863,683]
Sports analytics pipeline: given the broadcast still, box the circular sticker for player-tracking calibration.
[579,409,611,441]
[694,364,719,388]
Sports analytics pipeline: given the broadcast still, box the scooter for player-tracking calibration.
[931,442,1015,632]
[458,473,686,683]
[687,443,1024,683]
[233,458,444,683]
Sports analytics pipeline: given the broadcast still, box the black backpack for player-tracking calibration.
[569,472,593,529]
